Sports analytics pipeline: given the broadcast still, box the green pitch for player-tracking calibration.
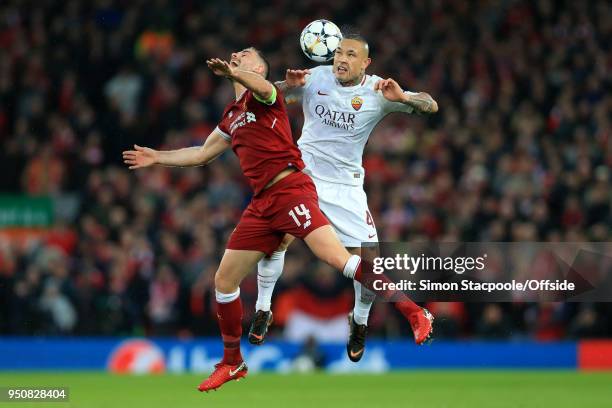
[1,371,611,408]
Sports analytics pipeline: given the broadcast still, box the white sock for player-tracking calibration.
[215,288,240,304]
[352,281,375,325]
[255,250,286,311]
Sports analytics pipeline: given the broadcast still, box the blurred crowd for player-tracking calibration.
[0,0,610,340]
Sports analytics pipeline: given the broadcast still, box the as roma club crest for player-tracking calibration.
[351,96,363,111]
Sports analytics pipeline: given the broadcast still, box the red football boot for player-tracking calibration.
[409,308,434,345]
[197,361,248,392]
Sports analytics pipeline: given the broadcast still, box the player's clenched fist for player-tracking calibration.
[122,145,159,169]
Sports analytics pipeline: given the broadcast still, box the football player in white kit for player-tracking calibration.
[248,33,438,360]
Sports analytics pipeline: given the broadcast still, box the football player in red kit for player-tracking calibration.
[123,47,433,392]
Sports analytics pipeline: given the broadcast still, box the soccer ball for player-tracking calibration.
[299,19,343,63]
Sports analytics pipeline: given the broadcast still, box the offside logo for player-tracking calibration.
[351,96,363,111]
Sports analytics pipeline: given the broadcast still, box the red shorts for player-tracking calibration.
[226,171,330,256]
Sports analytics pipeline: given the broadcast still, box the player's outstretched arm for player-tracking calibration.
[275,69,311,92]
[122,130,230,169]
[374,78,439,114]
[207,58,275,103]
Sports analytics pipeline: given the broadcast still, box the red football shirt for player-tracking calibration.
[215,87,304,195]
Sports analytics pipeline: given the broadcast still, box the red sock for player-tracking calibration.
[354,261,421,318]
[216,297,243,365]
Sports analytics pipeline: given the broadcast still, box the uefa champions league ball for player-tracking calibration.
[299,19,343,63]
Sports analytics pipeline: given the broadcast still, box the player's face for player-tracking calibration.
[230,48,265,76]
[332,39,371,84]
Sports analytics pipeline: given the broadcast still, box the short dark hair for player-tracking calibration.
[250,47,270,79]
[340,29,370,57]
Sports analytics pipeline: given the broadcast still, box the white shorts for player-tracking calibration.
[310,175,378,247]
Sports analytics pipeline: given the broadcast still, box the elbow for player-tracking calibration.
[195,149,210,166]
[430,100,439,113]
[258,82,277,102]
[422,92,438,113]
[259,91,273,101]
[258,86,274,101]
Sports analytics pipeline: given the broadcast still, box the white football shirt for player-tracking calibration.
[294,65,417,186]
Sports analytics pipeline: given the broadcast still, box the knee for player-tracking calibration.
[214,269,238,294]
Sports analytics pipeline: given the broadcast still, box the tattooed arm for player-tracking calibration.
[274,80,291,93]
[374,78,439,114]
[401,92,438,114]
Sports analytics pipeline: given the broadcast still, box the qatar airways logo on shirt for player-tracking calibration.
[229,112,257,134]
[314,105,356,131]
